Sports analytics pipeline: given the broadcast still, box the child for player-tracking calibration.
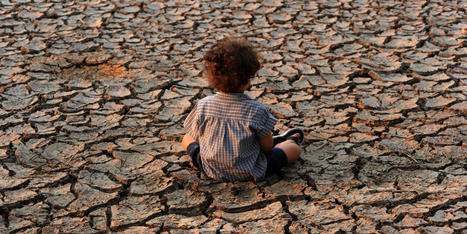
[181,37,303,182]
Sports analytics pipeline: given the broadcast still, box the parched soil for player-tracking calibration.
[0,0,465,233]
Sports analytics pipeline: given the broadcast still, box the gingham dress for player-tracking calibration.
[184,92,277,181]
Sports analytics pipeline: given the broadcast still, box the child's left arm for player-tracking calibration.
[259,132,273,153]
[181,133,198,151]
[183,103,200,151]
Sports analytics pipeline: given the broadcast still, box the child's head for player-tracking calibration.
[203,37,260,93]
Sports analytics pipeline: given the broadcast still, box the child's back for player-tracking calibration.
[181,37,303,182]
[185,92,276,181]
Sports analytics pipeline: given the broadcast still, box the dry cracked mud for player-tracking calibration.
[0,0,466,233]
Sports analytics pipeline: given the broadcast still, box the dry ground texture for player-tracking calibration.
[0,0,466,233]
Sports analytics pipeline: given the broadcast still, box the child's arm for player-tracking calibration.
[259,132,274,153]
[182,133,198,151]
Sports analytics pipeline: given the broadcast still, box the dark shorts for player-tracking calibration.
[186,142,288,176]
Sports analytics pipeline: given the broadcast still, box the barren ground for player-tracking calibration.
[0,0,466,233]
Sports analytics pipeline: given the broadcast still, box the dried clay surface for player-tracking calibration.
[0,0,466,233]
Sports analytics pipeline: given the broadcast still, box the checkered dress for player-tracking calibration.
[184,92,277,181]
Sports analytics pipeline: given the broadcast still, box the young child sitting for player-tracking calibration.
[181,37,304,182]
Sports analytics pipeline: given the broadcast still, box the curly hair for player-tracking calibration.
[203,38,261,93]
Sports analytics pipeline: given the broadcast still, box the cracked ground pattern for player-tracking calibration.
[0,0,466,233]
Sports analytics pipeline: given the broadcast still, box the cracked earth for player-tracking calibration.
[0,0,466,233]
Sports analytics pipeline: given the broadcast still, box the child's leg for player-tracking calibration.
[274,132,302,163]
[274,138,301,163]
[182,133,197,151]
[266,132,302,174]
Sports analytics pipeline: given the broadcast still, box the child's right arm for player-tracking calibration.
[259,132,273,153]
